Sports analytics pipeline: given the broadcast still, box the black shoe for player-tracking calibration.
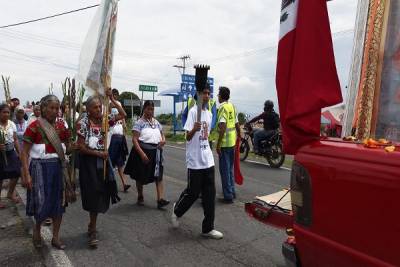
[123,184,131,192]
[218,198,234,204]
[157,199,170,209]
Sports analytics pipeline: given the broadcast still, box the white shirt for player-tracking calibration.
[109,108,124,136]
[133,118,163,145]
[0,120,17,144]
[184,106,214,170]
[29,144,66,159]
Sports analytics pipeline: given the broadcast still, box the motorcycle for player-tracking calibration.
[239,122,285,168]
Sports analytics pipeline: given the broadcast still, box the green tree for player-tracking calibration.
[156,113,173,125]
[238,112,246,125]
[118,91,141,118]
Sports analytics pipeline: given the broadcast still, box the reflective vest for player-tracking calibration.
[217,102,237,148]
[187,97,215,113]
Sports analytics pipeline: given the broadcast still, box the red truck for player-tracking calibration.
[245,139,400,266]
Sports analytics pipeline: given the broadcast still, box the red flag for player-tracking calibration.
[234,138,244,185]
[276,0,343,155]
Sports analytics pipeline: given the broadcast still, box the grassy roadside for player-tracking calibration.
[165,132,186,143]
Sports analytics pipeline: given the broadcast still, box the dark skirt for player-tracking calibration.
[0,149,21,180]
[124,143,163,185]
[26,158,65,224]
[108,135,128,168]
[79,154,120,213]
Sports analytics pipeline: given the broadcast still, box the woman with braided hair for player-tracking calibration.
[76,88,126,248]
[21,95,74,250]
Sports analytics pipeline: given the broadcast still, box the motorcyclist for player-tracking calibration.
[246,100,280,154]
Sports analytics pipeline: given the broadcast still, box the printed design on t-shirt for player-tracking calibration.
[199,121,209,150]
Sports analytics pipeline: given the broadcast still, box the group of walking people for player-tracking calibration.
[0,84,241,249]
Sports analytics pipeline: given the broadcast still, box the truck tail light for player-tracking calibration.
[290,161,312,227]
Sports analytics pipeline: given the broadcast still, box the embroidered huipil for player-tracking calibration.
[23,120,70,159]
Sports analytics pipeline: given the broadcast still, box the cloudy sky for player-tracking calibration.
[0,0,358,115]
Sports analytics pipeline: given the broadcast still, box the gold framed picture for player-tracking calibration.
[344,0,400,142]
[372,0,400,141]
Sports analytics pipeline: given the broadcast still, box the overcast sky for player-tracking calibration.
[0,0,358,115]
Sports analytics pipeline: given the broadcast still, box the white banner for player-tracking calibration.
[77,0,118,95]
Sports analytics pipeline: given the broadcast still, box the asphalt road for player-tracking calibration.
[57,143,291,266]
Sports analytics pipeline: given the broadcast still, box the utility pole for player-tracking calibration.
[173,55,190,75]
[172,55,190,135]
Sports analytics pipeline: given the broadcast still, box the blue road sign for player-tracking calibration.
[181,74,214,97]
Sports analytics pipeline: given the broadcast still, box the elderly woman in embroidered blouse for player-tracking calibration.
[124,100,169,209]
[0,104,22,209]
[21,95,73,250]
[77,89,126,248]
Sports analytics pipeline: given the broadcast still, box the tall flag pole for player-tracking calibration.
[77,0,118,177]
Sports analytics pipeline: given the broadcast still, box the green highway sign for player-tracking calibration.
[139,84,158,92]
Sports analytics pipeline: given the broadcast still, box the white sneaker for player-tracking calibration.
[202,229,223,240]
[171,203,179,228]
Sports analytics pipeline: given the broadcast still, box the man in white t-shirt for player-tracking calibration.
[171,87,223,239]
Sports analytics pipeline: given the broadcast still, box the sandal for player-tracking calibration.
[7,196,21,204]
[88,232,99,248]
[51,239,66,250]
[123,184,131,193]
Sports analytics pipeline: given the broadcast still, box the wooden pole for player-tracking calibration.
[102,7,114,179]
[197,92,203,122]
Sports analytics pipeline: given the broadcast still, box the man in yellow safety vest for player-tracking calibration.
[215,87,241,203]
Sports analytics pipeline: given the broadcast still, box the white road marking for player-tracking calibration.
[16,186,74,267]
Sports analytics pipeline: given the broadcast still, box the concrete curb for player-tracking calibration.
[15,185,74,267]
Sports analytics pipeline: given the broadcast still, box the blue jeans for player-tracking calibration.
[219,147,235,200]
[253,129,275,152]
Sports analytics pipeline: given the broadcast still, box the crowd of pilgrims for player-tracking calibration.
[0,85,238,249]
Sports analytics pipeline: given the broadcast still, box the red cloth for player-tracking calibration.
[276,0,343,155]
[234,138,243,185]
[23,119,70,154]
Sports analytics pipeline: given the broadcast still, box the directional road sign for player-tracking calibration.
[139,85,158,92]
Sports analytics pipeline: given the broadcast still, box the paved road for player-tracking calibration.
[48,144,291,266]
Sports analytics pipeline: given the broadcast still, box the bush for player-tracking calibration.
[118,91,141,118]
[157,113,173,125]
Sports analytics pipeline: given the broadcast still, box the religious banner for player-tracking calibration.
[77,0,118,95]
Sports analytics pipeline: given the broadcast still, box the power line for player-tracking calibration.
[0,4,99,29]
[0,47,177,87]
[0,28,177,60]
